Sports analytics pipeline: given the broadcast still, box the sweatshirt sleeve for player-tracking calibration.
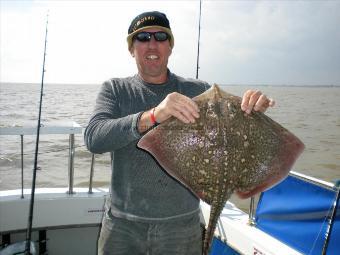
[84,80,142,154]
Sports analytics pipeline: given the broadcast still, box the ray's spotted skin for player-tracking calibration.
[138,84,305,255]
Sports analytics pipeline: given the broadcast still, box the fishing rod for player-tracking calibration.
[24,12,49,255]
[195,0,202,79]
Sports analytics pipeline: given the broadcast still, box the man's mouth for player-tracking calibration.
[146,55,159,60]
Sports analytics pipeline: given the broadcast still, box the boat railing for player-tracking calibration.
[0,121,83,196]
[88,153,95,194]
[1,122,337,221]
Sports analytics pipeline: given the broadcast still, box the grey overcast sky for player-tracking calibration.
[1,0,339,85]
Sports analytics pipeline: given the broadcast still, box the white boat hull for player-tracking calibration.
[1,188,303,255]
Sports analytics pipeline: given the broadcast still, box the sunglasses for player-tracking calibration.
[134,31,170,42]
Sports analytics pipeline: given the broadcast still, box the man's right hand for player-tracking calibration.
[154,92,200,124]
[137,92,200,134]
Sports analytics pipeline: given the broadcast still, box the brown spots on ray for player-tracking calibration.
[138,84,304,255]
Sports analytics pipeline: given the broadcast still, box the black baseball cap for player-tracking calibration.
[127,11,174,50]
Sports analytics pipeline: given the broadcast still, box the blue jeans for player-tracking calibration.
[98,209,202,255]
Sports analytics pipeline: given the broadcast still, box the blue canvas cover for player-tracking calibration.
[255,175,339,255]
[209,237,241,255]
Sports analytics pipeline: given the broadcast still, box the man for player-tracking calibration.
[85,11,274,255]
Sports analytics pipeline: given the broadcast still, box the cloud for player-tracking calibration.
[0,2,46,83]
[0,1,201,83]
[198,1,340,85]
[1,0,339,85]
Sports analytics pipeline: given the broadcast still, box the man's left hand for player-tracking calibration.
[241,90,275,114]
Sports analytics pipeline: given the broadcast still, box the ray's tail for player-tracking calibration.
[202,204,224,255]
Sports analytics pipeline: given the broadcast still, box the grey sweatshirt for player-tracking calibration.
[85,71,210,222]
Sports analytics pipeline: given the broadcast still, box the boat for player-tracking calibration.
[1,3,339,253]
[0,122,339,255]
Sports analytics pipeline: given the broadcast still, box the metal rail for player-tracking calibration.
[0,122,82,197]
[88,154,95,194]
[290,171,335,191]
[68,134,75,194]
[20,135,24,199]
[248,196,256,226]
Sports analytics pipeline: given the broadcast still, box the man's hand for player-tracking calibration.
[154,92,200,124]
[241,90,275,114]
[137,92,199,134]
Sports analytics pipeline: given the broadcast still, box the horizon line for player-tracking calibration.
[1,81,340,87]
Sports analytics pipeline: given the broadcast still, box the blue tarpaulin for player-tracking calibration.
[209,237,241,255]
[255,175,339,255]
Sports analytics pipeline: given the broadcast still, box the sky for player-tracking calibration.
[1,0,339,85]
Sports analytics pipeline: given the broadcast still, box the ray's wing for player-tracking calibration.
[138,84,305,201]
[138,84,305,255]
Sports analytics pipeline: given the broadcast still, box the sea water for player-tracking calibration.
[0,83,339,193]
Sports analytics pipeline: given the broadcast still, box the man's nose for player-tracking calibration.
[147,36,157,49]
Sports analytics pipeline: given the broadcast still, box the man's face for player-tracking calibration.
[130,28,172,83]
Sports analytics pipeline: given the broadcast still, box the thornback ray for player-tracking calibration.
[137,84,305,255]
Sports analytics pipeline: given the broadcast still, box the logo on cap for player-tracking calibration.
[133,16,156,32]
